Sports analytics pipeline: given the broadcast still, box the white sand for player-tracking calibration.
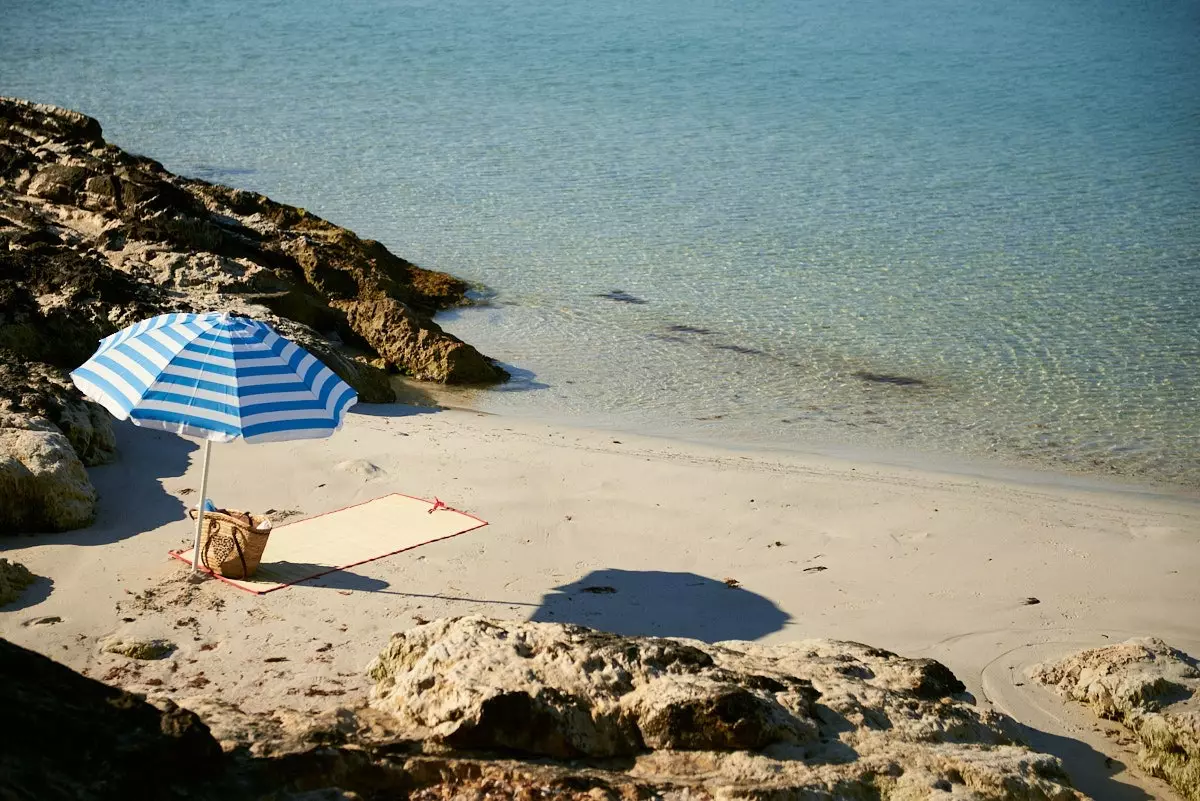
[2,405,1197,799]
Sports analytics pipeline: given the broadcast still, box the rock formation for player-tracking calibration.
[103,637,177,660]
[4,618,1096,799]
[0,558,34,606]
[0,411,97,532]
[359,617,1085,799]
[1,96,507,533]
[0,636,227,801]
[1034,637,1199,801]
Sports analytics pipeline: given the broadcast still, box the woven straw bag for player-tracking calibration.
[187,508,272,579]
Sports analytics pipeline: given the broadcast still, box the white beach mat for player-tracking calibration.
[170,493,487,594]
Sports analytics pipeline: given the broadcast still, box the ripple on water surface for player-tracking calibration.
[2,0,1196,489]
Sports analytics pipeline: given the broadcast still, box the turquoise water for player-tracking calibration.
[4,0,1198,488]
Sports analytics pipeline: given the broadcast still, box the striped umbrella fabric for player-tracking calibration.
[71,311,357,442]
[72,311,358,577]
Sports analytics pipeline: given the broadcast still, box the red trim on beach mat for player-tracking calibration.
[168,492,488,595]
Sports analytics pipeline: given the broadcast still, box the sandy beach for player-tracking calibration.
[2,402,1197,797]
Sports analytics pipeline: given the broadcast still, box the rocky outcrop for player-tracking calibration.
[360,617,1084,799]
[0,358,117,466]
[103,637,177,660]
[334,296,502,384]
[5,620,1093,800]
[1034,638,1200,801]
[0,558,34,606]
[1,96,507,532]
[0,636,226,801]
[0,96,504,384]
[0,412,96,533]
[0,354,121,533]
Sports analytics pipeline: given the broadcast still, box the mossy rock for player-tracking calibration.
[0,558,35,606]
[103,638,176,660]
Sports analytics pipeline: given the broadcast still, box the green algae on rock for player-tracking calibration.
[0,559,35,607]
[102,638,177,661]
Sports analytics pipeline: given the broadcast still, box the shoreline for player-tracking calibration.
[430,290,1200,495]
[396,378,1200,506]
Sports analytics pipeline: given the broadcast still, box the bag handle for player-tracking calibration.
[199,516,247,577]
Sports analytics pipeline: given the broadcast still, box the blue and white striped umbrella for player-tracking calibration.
[71,311,357,442]
[71,311,358,575]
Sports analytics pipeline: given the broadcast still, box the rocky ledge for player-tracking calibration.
[17,616,1090,800]
[1034,637,1199,801]
[0,97,507,533]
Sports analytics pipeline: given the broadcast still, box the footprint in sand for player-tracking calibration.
[336,459,385,478]
[890,530,932,546]
[1127,525,1188,543]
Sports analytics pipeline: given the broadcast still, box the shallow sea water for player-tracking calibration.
[3,0,1198,489]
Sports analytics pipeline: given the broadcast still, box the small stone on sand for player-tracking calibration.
[103,638,176,660]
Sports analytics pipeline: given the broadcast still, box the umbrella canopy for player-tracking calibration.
[71,311,357,442]
[71,311,358,575]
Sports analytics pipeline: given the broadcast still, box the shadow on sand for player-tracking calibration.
[529,568,790,642]
[0,575,54,613]
[1016,722,1155,801]
[258,562,391,593]
[248,562,536,609]
[12,422,197,549]
[21,400,441,552]
[346,401,444,419]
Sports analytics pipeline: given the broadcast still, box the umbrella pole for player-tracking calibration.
[190,440,213,576]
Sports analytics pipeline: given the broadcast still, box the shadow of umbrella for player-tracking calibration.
[260,562,391,593]
[529,568,790,642]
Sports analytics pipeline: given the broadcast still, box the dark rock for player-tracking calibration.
[27,164,96,203]
[908,658,968,699]
[0,637,224,800]
[0,143,33,178]
[335,297,506,384]
[103,637,177,660]
[0,232,159,368]
[596,290,647,305]
[442,688,643,758]
[0,357,116,467]
[712,343,767,356]
[0,96,505,387]
[0,95,517,531]
[0,559,35,606]
[638,686,804,751]
[0,98,104,145]
[853,371,928,387]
